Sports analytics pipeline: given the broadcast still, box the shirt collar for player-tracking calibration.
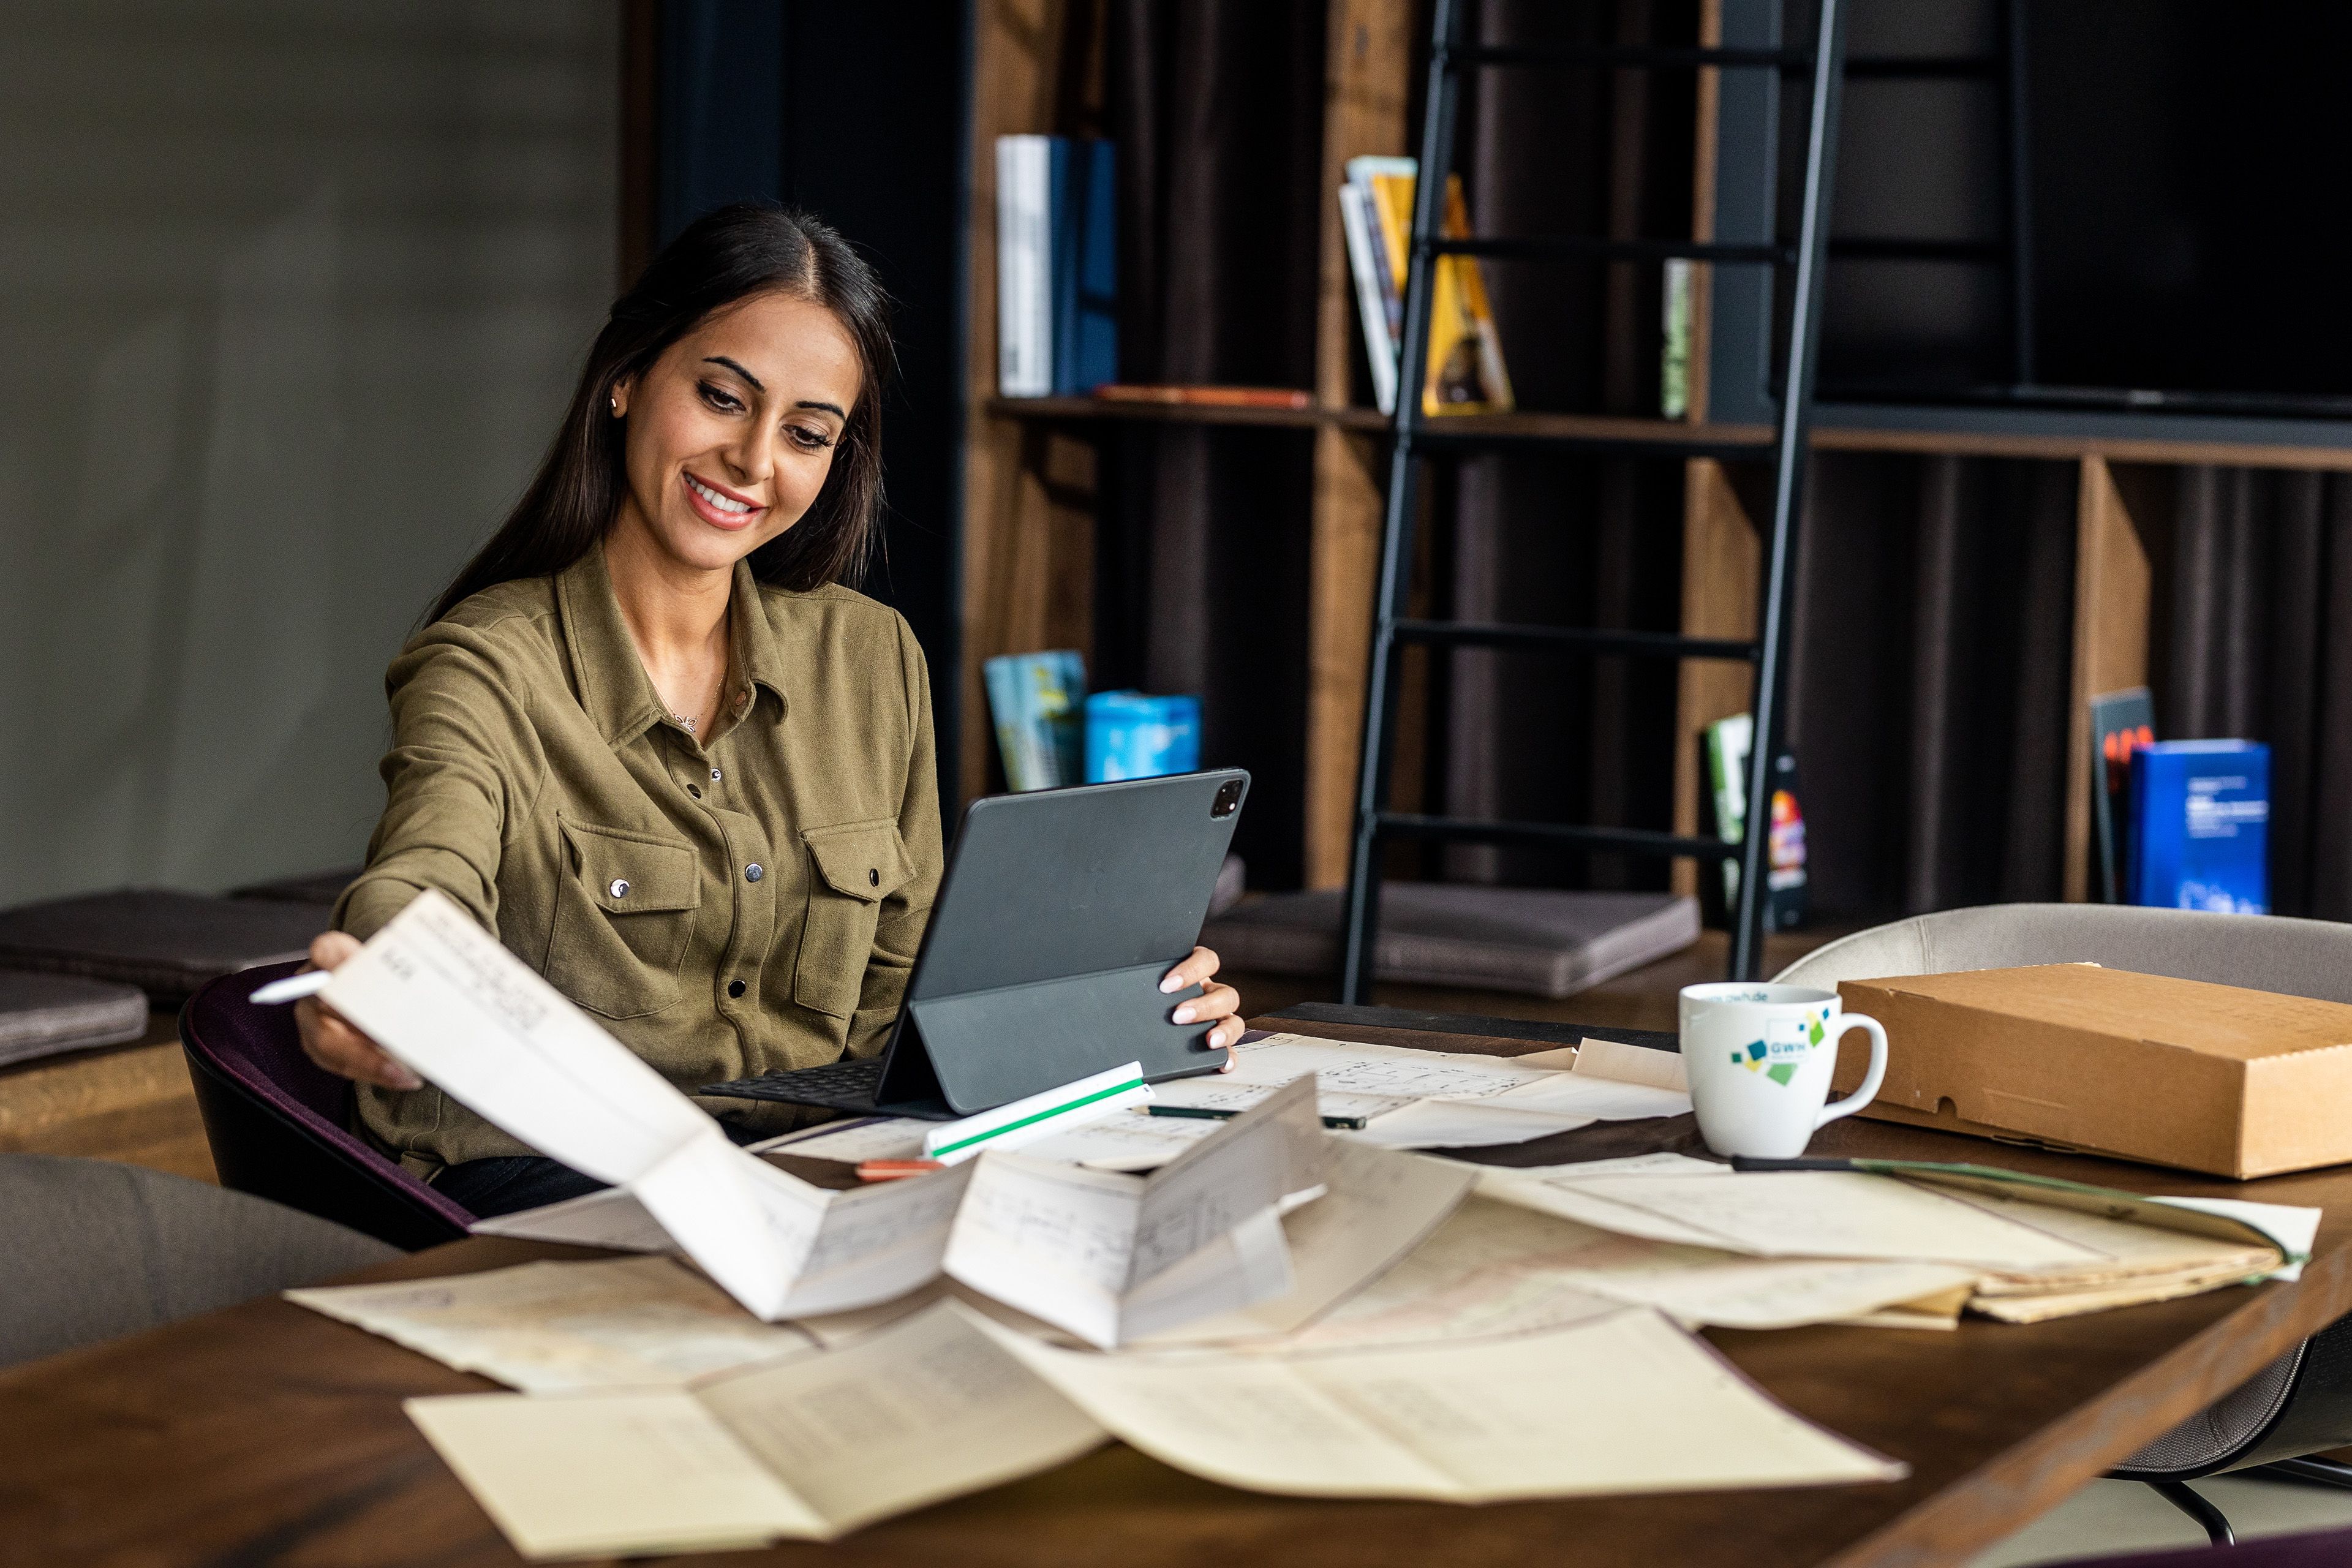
[556,544,787,747]
[725,557,790,724]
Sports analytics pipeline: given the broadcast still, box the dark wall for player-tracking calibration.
[1804,0,2352,405]
[2029,1,2352,401]
[647,1,969,815]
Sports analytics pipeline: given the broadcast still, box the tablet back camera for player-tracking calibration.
[1212,779,1243,818]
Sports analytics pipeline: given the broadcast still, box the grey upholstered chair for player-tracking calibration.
[1776,904,2352,1545]
[0,1154,396,1368]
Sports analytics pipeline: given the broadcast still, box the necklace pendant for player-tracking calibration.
[674,713,696,734]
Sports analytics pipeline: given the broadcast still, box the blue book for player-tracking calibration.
[1050,138,1118,396]
[2127,741,2269,913]
[983,651,1087,791]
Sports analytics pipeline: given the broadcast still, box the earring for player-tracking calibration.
[609,394,620,415]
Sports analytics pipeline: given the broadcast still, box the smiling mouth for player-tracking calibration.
[684,472,764,528]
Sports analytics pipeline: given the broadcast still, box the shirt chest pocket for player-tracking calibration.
[546,817,701,1019]
[792,818,914,1019]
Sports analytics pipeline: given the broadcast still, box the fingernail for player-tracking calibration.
[1159,975,1182,993]
[390,1071,423,1091]
[1172,1005,1196,1024]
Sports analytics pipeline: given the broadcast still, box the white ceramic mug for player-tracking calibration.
[1678,982,1889,1159]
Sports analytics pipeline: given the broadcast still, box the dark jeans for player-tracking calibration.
[435,1120,772,1218]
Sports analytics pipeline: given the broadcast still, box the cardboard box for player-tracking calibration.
[1829,964,2352,1178]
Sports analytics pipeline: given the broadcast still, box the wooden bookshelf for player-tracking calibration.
[984,396,1384,432]
[995,393,2352,468]
[959,0,2352,912]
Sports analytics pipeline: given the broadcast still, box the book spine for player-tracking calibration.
[995,137,1054,398]
[982,656,1030,788]
[1339,183,1398,416]
[1073,140,1118,394]
[1661,258,1692,420]
[995,138,1026,396]
[1049,138,1081,396]
[1708,715,1751,910]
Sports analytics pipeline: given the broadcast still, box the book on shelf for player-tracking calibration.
[995,135,1118,398]
[2127,739,2269,913]
[1354,160,1513,416]
[1093,385,1313,409]
[1338,174,1400,415]
[982,650,1086,791]
[1702,714,1807,931]
[995,137,1050,398]
[2087,687,2155,904]
[1661,257,1692,420]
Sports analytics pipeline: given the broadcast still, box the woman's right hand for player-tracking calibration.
[293,932,423,1091]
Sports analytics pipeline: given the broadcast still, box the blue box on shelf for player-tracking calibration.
[1084,692,1200,782]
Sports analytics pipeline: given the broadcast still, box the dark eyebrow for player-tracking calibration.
[795,399,848,419]
[701,355,763,392]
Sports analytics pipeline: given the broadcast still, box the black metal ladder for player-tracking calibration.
[1338,0,1851,1000]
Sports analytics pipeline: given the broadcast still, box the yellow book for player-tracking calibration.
[1365,171,1515,415]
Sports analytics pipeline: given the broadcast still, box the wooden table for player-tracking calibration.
[6,1006,2351,1568]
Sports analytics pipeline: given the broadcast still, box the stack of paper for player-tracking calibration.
[288,1256,816,1392]
[404,1298,1902,1560]
[1280,1194,1978,1346]
[1480,1161,2312,1324]
[407,1300,1106,1558]
[769,1031,1692,1168]
[319,892,1327,1341]
[1199,1031,1690,1148]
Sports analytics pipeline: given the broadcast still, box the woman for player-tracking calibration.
[296,204,1243,1216]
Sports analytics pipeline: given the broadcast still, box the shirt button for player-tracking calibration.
[687,784,702,799]
[727,979,747,999]
[745,863,763,883]
[608,879,630,899]
[867,867,880,887]
[710,767,723,782]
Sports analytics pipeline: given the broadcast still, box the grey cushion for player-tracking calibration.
[0,971,149,1068]
[0,889,329,1006]
[0,1154,397,1368]
[1773,903,2352,1003]
[1204,884,1701,998]
[230,867,361,906]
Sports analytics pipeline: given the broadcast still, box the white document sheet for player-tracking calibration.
[287,1256,815,1392]
[1281,1196,1976,1348]
[1133,1140,1477,1344]
[942,1076,1329,1347]
[2157,1196,2323,1283]
[1209,1032,1694,1147]
[468,1156,973,1319]
[321,890,971,1321]
[976,1303,1904,1502]
[1482,1169,2110,1271]
[405,1300,1106,1560]
[1481,1167,2294,1317]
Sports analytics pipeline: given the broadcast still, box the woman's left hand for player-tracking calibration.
[1161,945,1243,1069]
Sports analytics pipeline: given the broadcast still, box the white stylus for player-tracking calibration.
[250,970,333,1005]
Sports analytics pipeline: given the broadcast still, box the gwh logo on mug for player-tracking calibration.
[1679,984,1888,1159]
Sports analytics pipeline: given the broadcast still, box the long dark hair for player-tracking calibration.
[428,203,892,625]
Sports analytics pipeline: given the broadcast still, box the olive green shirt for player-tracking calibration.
[335,544,942,1168]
